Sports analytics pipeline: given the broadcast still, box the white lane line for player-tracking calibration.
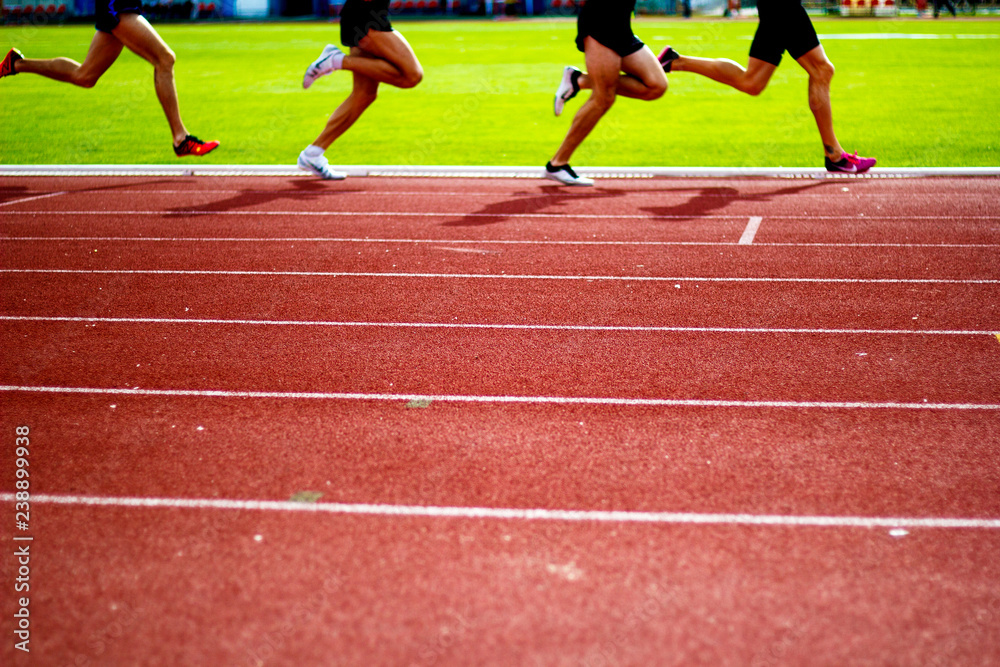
[0,192,67,208]
[2,385,998,410]
[3,236,999,249]
[29,188,1000,197]
[2,269,998,284]
[1,493,997,529]
[2,316,996,337]
[2,210,998,221]
[739,216,763,245]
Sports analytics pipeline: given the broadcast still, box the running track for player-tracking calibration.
[2,174,999,666]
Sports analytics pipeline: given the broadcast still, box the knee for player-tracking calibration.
[742,80,767,96]
[645,78,667,101]
[153,47,176,72]
[591,90,616,113]
[72,72,101,88]
[401,65,423,89]
[354,89,378,109]
[815,60,837,85]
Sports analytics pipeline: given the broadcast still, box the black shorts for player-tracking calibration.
[95,0,141,33]
[575,0,644,58]
[340,0,393,48]
[749,0,821,66]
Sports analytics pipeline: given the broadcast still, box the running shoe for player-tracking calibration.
[303,44,344,90]
[825,151,877,174]
[1,48,23,78]
[298,150,347,180]
[174,135,220,157]
[658,46,680,73]
[554,66,582,117]
[544,161,593,187]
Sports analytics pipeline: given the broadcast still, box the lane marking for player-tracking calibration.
[0,191,67,208]
[739,216,763,245]
[2,385,998,411]
[2,210,999,221]
[1,493,998,529]
[3,236,999,249]
[2,269,998,284]
[1,316,996,337]
[996,333,1000,344]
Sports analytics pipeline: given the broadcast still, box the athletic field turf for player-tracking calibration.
[1,17,999,167]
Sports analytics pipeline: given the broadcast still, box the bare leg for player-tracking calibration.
[343,29,423,89]
[795,45,843,160]
[110,13,188,144]
[551,38,626,166]
[671,54,776,96]
[14,30,122,87]
[312,49,380,150]
[575,44,667,101]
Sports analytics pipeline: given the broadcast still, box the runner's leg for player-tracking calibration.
[111,13,188,144]
[346,29,423,89]
[795,44,843,160]
[12,31,122,87]
[670,54,775,96]
[575,44,666,101]
[311,48,381,149]
[551,37,622,166]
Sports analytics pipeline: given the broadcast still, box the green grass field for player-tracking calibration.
[2,17,999,166]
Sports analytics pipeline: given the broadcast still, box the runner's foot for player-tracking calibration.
[1,48,23,78]
[658,46,680,73]
[544,161,593,186]
[825,151,876,174]
[298,150,347,180]
[554,66,582,117]
[174,135,220,157]
[303,44,344,90]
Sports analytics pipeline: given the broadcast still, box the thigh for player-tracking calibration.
[794,44,832,78]
[111,13,173,65]
[358,29,421,75]
[348,46,381,95]
[620,45,668,90]
[583,36,624,94]
[78,30,125,79]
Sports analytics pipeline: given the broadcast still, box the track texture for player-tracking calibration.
[2,175,1000,666]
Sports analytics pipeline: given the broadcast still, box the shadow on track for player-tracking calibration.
[165,179,361,216]
[639,181,837,222]
[442,186,629,227]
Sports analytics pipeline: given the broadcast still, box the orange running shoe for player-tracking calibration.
[1,49,23,78]
[174,135,220,157]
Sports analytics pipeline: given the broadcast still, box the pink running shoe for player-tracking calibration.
[658,46,680,73]
[826,151,877,173]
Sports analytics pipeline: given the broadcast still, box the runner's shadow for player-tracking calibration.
[165,179,361,216]
[442,185,631,227]
[640,180,836,222]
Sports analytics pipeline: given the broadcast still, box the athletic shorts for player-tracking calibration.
[95,0,141,33]
[341,0,393,48]
[749,0,821,66]
[575,0,644,58]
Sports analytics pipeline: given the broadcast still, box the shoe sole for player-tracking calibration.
[543,171,592,187]
[297,157,346,180]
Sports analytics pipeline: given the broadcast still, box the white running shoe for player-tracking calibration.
[544,162,593,187]
[554,66,581,117]
[297,151,347,180]
[302,44,344,90]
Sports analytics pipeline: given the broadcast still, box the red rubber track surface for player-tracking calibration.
[2,176,1000,666]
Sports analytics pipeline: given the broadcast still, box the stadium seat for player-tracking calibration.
[23,5,34,14]
[56,3,66,13]
[416,0,425,8]
[389,0,402,9]
[427,0,439,8]
[403,0,414,9]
